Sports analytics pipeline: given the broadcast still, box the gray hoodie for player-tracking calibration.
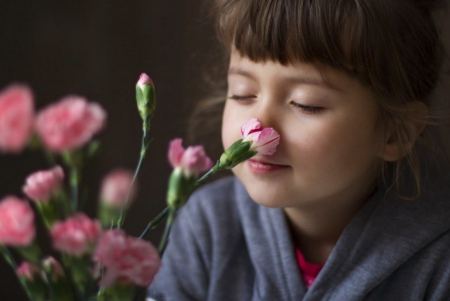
[148,157,450,300]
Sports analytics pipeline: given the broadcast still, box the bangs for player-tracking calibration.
[214,0,441,102]
[217,0,358,69]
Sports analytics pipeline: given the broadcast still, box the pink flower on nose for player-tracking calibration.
[168,138,213,177]
[100,169,137,208]
[0,85,34,153]
[36,96,106,152]
[22,166,64,203]
[50,213,102,256]
[93,229,160,287]
[218,118,281,170]
[241,117,280,155]
[0,196,35,246]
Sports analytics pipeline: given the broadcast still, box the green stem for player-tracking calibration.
[196,165,219,186]
[41,268,57,301]
[70,167,79,211]
[59,254,81,301]
[57,190,72,218]
[158,210,175,254]
[117,131,148,228]
[97,287,105,300]
[139,207,170,239]
[0,245,17,268]
[97,266,106,301]
[150,165,221,252]
[0,246,35,301]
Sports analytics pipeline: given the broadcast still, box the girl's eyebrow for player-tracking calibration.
[228,67,342,92]
[228,67,258,81]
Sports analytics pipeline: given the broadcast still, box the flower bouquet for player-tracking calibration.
[0,73,280,301]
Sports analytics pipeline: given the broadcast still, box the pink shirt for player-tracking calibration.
[295,248,325,289]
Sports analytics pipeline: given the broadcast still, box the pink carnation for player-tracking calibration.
[16,262,42,280]
[22,165,64,203]
[35,96,106,152]
[100,169,136,208]
[0,196,35,246]
[93,229,160,287]
[50,213,102,256]
[168,139,213,177]
[241,117,280,155]
[0,85,34,153]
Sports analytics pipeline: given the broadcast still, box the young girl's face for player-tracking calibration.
[222,49,387,209]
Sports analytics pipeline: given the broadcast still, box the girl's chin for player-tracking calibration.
[244,184,291,208]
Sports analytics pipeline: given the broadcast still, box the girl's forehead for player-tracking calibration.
[227,49,359,92]
[229,52,307,80]
[229,48,320,74]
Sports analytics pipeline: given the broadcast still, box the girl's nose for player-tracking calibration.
[252,99,280,130]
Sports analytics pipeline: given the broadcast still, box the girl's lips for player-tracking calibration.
[247,159,290,174]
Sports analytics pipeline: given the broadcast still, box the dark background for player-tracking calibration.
[0,1,450,300]
[0,1,224,300]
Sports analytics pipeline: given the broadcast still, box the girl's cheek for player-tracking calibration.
[221,125,239,150]
[221,122,229,150]
[221,102,244,149]
[221,104,234,150]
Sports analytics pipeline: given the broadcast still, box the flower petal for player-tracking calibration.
[181,146,214,175]
[35,97,106,152]
[240,117,261,137]
[0,196,35,246]
[22,166,64,202]
[167,138,185,168]
[100,169,137,208]
[0,85,34,153]
[250,127,280,155]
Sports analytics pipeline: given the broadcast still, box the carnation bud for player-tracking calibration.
[42,256,65,281]
[100,169,136,208]
[16,262,47,300]
[136,73,156,132]
[42,257,74,301]
[99,169,137,227]
[17,262,42,281]
[166,139,212,210]
[217,139,256,170]
[166,168,197,211]
[22,166,65,228]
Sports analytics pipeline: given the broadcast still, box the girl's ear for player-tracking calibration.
[382,101,428,162]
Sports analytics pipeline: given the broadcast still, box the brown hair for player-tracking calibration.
[190,0,446,198]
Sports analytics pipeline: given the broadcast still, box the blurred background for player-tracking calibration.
[0,1,450,300]
[0,0,225,300]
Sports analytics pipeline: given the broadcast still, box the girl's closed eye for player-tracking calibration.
[289,101,324,114]
[228,95,256,101]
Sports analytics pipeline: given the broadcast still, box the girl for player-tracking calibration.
[149,0,450,300]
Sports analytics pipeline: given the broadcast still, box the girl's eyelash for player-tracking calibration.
[289,101,324,113]
[228,95,254,101]
[228,96,323,113]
